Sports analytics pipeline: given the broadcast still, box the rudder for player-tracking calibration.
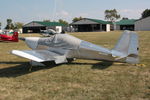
[126,32,139,64]
[12,32,19,42]
[112,31,139,64]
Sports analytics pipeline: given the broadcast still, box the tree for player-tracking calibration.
[7,19,12,25]
[58,19,68,25]
[141,9,150,19]
[14,22,24,29]
[5,19,14,29]
[122,17,128,20]
[43,20,51,22]
[72,16,83,22]
[104,9,120,22]
[0,22,1,29]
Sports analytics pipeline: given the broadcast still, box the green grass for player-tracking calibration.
[0,31,150,100]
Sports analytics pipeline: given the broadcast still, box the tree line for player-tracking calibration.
[0,19,24,30]
[71,9,150,23]
[0,9,150,30]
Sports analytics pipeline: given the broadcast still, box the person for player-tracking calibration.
[61,30,65,34]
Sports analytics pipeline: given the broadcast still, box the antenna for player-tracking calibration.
[52,0,57,21]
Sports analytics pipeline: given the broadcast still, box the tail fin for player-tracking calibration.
[12,32,19,42]
[113,31,139,64]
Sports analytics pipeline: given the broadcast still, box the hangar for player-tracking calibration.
[135,16,150,31]
[115,19,137,31]
[71,18,111,32]
[23,21,66,33]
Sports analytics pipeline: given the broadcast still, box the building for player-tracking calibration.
[23,21,66,33]
[115,19,137,31]
[135,16,150,31]
[71,18,111,32]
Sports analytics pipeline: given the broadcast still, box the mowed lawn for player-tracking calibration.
[0,31,150,100]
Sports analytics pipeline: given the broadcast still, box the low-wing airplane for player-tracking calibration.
[11,31,139,66]
[0,32,18,42]
[40,29,57,37]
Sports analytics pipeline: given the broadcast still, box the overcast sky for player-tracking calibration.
[0,0,150,28]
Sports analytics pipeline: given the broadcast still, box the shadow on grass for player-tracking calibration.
[0,41,16,43]
[68,61,113,70]
[92,61,113,69]
[0,61,59,77]
[0,61,113,77]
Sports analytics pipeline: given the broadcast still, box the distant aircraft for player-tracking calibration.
[41,29,57,37]
[11,31,139,66]
[0,32,18,42]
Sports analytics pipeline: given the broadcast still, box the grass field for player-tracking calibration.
[0,31,150,100]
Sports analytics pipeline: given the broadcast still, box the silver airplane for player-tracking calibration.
[40,29,57,37]
[11,30,139,66]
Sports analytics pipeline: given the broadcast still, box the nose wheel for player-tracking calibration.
[67,58,76,63]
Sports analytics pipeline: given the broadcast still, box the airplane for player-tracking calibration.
[40,29,57,37]
[11,30,139,66]
[0,32,18,42]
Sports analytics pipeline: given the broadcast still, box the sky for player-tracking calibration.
[0,0,150,28]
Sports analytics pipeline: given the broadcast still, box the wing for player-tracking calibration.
[11,50,67,64]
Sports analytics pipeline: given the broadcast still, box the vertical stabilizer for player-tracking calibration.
[112,31,139,63]
[12,32,18,42]
[113,30,131,55]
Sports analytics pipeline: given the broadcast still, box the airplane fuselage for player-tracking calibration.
[25,34,119,62]
[0,32,18,42]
